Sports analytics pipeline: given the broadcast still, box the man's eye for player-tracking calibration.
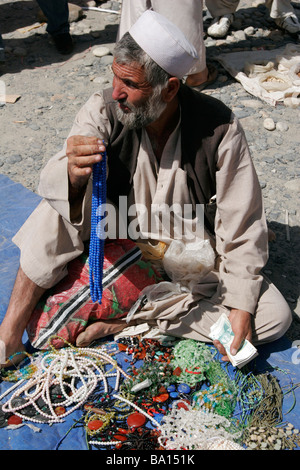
[124,80,137,88]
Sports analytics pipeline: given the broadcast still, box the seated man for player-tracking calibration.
[0,11,291,365]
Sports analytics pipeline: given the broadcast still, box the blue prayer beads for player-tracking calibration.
[89,148,107,303]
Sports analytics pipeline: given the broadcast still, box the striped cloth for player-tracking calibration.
[27,240,162,349]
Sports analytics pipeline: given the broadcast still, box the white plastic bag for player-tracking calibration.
[162,239,215,286]
[258,71,293,92]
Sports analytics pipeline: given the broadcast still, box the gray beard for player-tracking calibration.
[115,87,167,130]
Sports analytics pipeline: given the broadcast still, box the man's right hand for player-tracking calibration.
[66,135,106,190]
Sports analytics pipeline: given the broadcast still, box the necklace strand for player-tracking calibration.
[1,345,129,425]
[89,147,107,303]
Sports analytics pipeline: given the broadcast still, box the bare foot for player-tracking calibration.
[76,319,126,347]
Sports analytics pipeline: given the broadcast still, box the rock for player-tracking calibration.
[264,118,276,130]
[111,1,121,11]
[28,123,40,131]
[7,154,22,164]
[276,121,289,132]
[263,157,275,164]
[234,30,247,41]
[100,55,114,66]
[92,46,111,57]
[13,47,27,57]
[244,26,255,35]
[217,74,228,83]
[240,99,262,109]
[93,76,110,85]
[284,179,300,193]
[90,31,102,38]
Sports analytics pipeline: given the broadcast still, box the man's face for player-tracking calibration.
[111,59,167,129]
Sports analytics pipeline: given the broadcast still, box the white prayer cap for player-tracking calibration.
[129,10,198,79]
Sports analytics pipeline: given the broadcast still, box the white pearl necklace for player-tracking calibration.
[1,346,130,425]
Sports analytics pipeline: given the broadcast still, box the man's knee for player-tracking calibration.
[255,282,292,343]
[268,297,292,341]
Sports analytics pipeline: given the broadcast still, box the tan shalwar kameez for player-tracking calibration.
[13,92,292,345]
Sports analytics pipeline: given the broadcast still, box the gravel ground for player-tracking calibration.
[0,0,299,341]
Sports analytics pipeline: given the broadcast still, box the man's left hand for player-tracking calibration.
[213,309,252,362]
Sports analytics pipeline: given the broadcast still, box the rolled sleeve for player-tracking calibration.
[38,92,111,225]
[214,117,268,313]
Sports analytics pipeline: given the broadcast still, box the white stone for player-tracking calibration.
[276,121,289,132]
[92,46,111,57]
[263,117,276,131]
[234,30,247,41]
[244,26,255,36]
[284,179,300,192]
[93,76,110,85]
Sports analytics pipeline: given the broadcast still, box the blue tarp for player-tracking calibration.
[0,174,299,450]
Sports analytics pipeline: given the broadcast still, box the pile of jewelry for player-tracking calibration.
[85,393,163,450]
[0,339,130,425]
[117,336,173,364]
[1,335,299,451]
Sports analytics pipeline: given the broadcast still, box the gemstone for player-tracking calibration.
[55,406,66,416]
[170,391,179,399]
[90,407,106,416]
[153,413,164,423]
[127,412,146,428]
[117,427,129,435]
[167,385,176,392]
[177,383,191,394]
[84,403,94,410]
[153,393,169,403]
[7,415,23,426]
[87,419,103,431]
[113,433,127,442]
[172,367,182,376]
[176,400,190,410]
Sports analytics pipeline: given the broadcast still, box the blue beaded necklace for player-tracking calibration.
[89,147,107,303]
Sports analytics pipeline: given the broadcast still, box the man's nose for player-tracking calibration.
[112,77,127,101]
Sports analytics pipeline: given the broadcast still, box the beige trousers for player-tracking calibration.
[206,0,295,19]
[128,272,292,345]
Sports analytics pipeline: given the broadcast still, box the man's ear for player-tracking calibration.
[161,77,180,103]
